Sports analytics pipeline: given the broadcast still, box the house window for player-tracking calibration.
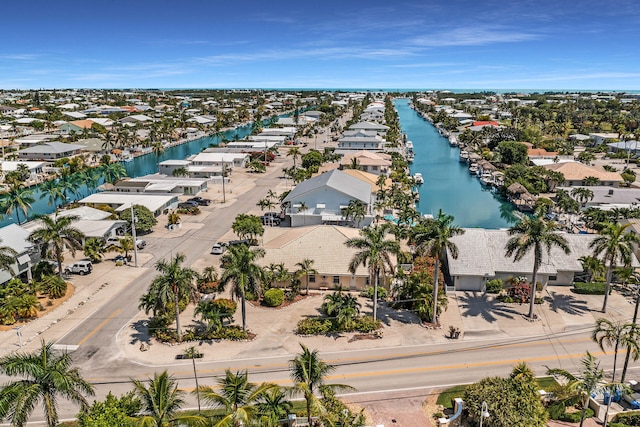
[549,275,557,281]
[365,277,370,286]
[333,276,340,285]
[309,274,316,283]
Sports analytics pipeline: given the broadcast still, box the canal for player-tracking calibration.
[0,124,255,227]
[395,98,518,229]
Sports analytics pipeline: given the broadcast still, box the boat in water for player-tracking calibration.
[449,135,459,146]
[413,172,424,184]
[459,150,469,163]
[406,152,415,162]
[469,163,479,175]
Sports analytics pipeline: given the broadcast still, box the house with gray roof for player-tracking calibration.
[0,224,38,285]
[283,169,375,227]
[348,121,389,135]
[446,228,638,291]
[17,142,85,161]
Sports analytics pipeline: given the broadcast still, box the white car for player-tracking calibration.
[210,243,226,255]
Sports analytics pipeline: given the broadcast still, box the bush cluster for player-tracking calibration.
[573,282,609,295]
[613,410,640,426]
[556,408,594,423]
[485,279,503,294]
[263,288,284,307]
[360,286,388,300]
[296,316,380,335]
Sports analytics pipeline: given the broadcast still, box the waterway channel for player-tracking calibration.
[395,98,518,229]
[0,124,255,227]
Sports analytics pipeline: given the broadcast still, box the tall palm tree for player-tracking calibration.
[286,147,301,169]
[40,179,65,208]
[197,370,275,427]
[592,318,640,383]
[505,214,570,320]
[0,340,94,427]
[346,225,399,320]
[289,344,353,426]
[0,183,35,224]
[590,222,640,313]
[100,162,127,185]
[0,239,18,276]
[256,388,293,426]
[219,244,265,331]
[28,214,84,278]
[411,211,465,324]
[183,346,203,414]
[295,258,318,296]
[546,352,605,427]
[144,253,198,342]
[131,370,202,427]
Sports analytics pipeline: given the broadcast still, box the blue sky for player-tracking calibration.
[2,0,640,90]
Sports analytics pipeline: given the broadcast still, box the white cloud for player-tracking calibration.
[410,25,540,47]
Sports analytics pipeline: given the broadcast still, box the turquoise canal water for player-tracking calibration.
[0,124,255,227]
[395,99,518,229]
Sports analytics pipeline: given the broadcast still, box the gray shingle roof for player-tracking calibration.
[283,169,372,204]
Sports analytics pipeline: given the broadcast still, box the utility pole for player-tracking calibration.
[221,163,226,203]
[130,203,138,268]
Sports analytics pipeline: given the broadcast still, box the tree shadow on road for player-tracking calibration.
[129,319,152,345]
[457,292,521,323]
[546,291,590,315]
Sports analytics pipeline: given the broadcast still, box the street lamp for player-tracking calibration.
[479,401,490,427]
[130,204,139,268]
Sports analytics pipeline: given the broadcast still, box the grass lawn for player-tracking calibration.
[436,376,559,409]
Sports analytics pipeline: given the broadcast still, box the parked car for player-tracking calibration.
[210,243,227,255]
[105,236,146,249]
[260,212,281,226]
[227,239,251,247]
[188,197,211,206]
[178,201,199,209]
[64,260,93,275]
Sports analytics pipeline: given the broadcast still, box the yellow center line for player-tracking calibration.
[77,309,122,346]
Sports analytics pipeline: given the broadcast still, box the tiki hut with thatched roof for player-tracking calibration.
[506,182,538,212]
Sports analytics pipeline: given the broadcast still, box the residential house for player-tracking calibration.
[543,161,623,187]
[258,225,373,291]
[446,228,634,291]
[114,174,208,196]
[339,150,391,175]
[189,152,248,169]
[283,169,375,227]
[78,192,179,216]
[589,132,619,146]
[17,142,85,161]
[0,224,38,285]
[337,130,385,151]
[348,121,389,135]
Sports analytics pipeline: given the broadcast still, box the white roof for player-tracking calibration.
[191,152,248,163]
[18,142,85,154]
[0,224,33,254]
[78,192,178,212]
[159,159,191,166]
[0,161,48,172]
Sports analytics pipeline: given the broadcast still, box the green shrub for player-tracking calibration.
[40,275,67,299]
[360,286,388,300]
[573,282,609,295]
[297,318,332,335]
[614,411,640,426]
[353,316,381,333]
[486,279,503,294]
[263,288,284,307]
[558,407,594,423]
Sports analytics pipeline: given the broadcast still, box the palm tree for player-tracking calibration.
[411,211,465,324]
[131,370,202,427]
[0,239,18,276]
[571,187,595,208]
[505,214,570,320]
[144,253,198,342]
[28,214,84,278]
[183,346,203,414]
[219,244,265,331]
[546,352,605,427]
[0,183,35,224]
[590,222,640,313]
[100,161,127,184]
[256,388,293,426]
[289,343,353,426]
[287,147,302,169]
[579,255,606,282]
[295,258,318,296]
[40,179,65,208]
[346,225,400,321]
[592,318,640,383]
[0,340,94,427]
[197,370,275,427]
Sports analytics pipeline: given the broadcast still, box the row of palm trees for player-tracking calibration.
[0,341,347,427]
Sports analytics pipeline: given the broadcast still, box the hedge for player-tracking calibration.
[557,408,594,423]
[613,411,640,426]
[573,282,610,295]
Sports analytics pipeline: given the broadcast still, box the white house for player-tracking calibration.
[189,152,248,169]
[283,169,375,227]
[0,224,38,285]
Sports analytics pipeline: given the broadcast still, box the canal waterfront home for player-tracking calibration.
[113,174,208,196]
[446,228,639,292]
[339,151,392,175]
[77,192,178,216]
[17,141,85,161]
[543,161,623,187]
[348,121,389,135]
[283,169,375,227]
